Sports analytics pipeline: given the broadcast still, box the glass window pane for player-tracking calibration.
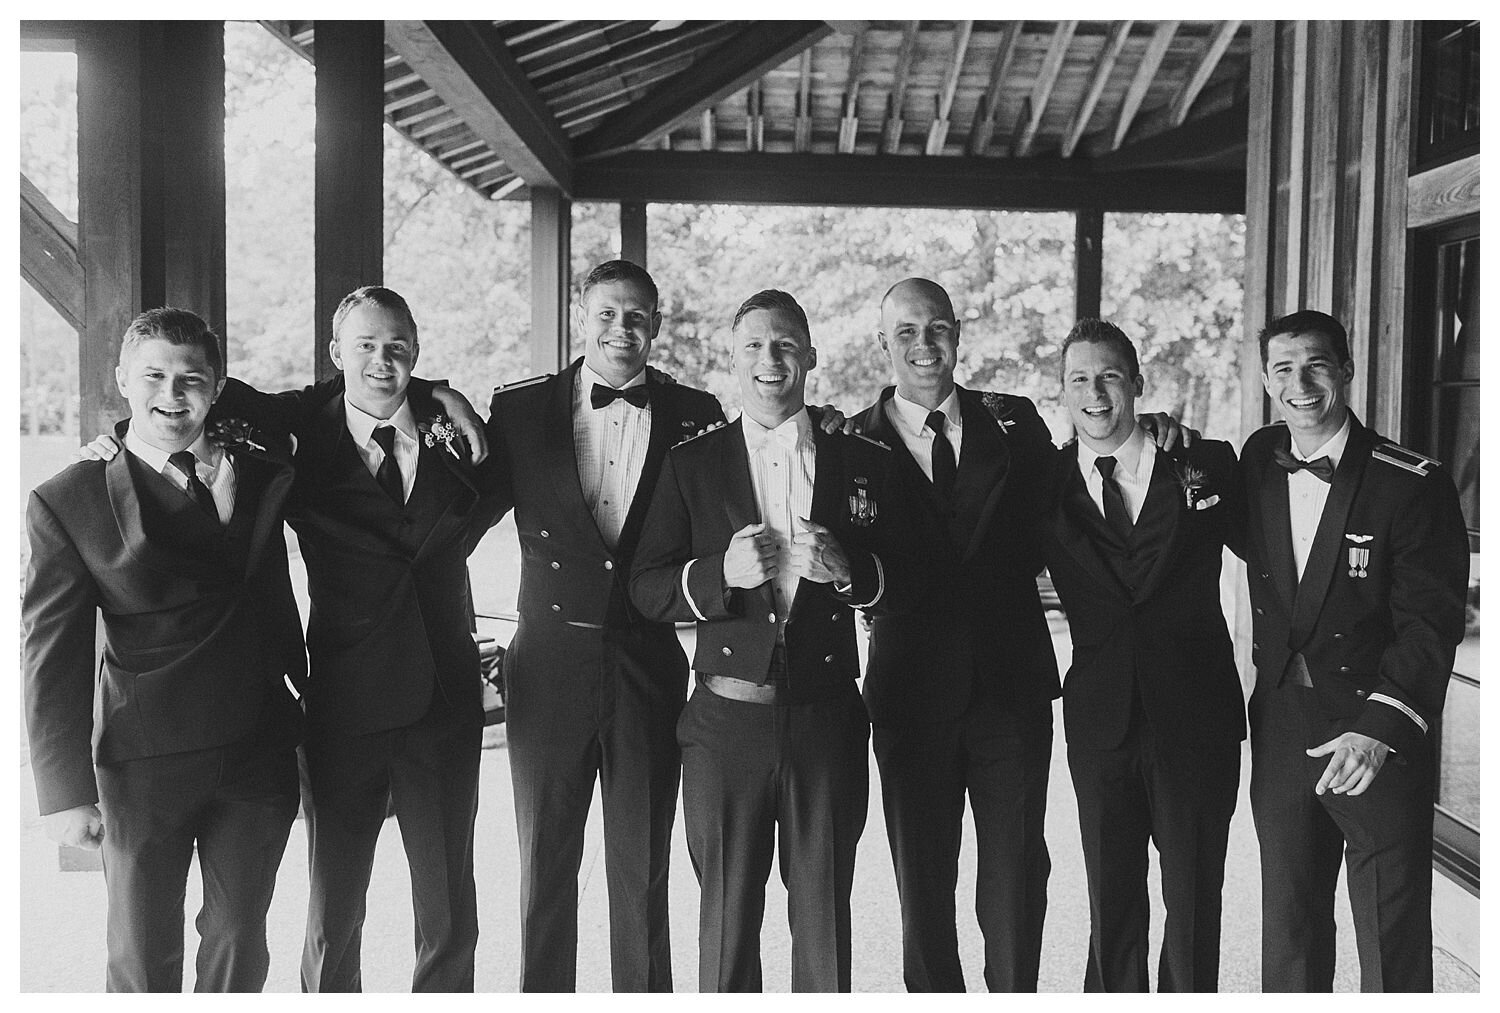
[1438,676,1480,829]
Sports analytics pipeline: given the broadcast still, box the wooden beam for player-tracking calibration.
[576,21,831,159]
[619,201,648,268]
[925,20,973,155]
[1093,74,1241,157]
[1061,21,1132,158]
[1406,152,1480,229]
[530,188,571,374]
[1014,20,1078,157]
[746,81,764,152]
[1092,102,1247,172]
[881,21,921,154]
[794,48,814,153]
[385,20,574,192]
[700,108,716,151]
[838,27,866,153]
[315,21,384,380]
[1169,20,1241,127]
[1075,206,1104,322]
[572,151,1245,213]
[1110,21,1178,152]
[20,173,83,330]
[967,22,1021,156]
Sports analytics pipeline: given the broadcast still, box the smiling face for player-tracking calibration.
[733,307,817,429]
[576,277,661,387]
[1262,330,1354,454]
[1063,338,1142,454]
[878,280,961,410]
[115,337,225,453]
[330,302,418,419]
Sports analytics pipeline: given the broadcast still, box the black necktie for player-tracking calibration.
[372,426,405,505]
[591,383,649,410]
[926,410,957,502]
[1096,455,1133,541]
[1272,446,1335,483]
[167,451,219,524]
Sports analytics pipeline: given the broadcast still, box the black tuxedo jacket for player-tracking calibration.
[484,359,726,632]
[215,377,507,737]
[1241,416,1468,757]
[853,386,1060,727]
[23,429,304,815]
[1043,439,1246,752]
[629,409,913,702]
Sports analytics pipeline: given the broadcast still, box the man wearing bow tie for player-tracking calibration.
[23,309,305,990]
[630,289,914,992]
[484,261,725,991]
[1241,310,1467,991]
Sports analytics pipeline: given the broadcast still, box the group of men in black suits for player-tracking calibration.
[24,261,1466,994]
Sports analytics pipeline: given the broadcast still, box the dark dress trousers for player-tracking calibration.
[215,378,506,993]
[484,359,724,992]
[23,428,305,992]
[629,411,913,992]
[1042,438,1245,991]
[851,385,1060,992]
[1240,417,1467,992]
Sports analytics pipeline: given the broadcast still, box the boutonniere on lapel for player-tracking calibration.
[1345,533,1373,578]
[419,414,463,459]
[207,417,267,453]
[848,475,878,527]
[677,419,726,445]
[980,392,1016,435]
[1173,458,1220,510]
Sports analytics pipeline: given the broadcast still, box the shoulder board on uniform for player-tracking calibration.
[673,419,728,447]
[494,373,552,397]
[1371,441,1441,476]
[848,431,891,451]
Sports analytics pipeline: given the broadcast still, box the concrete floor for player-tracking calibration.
[16,619,1479,992]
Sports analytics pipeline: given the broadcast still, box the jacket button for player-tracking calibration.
[824,654,835,663]
[1253,642,1260,650]
[1261,572,1270,579]
[832,612,841,621]
[540,529,550,538]
[767,612,777,623]
[1356,689,1367,697]
[551,561,561,570]
[1255,608,1265,615]
[1333,632,1345,640]
[721,646,733,656]
[604,560,614,570]
[550,604,561,612]
[1339,666,1350,673]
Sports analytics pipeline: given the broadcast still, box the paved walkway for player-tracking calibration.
[16,619,1478,992]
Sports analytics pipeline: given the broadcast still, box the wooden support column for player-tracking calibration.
[620,201,648,268]
[1074,206,1103,322]
[314,21,384,379]
[531,188,572,373]
[74,21,226,441]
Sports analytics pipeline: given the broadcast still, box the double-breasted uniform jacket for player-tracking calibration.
[484,359,726,653]
[23,424,305,816]
[629,408,914,702]
[852,385,1061,726]
[214,378,507,737]
[1240,416,1468,758]
[1043,438,1246,751]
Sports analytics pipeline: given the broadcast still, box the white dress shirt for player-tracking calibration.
[1287,416,1352,579]
[573,363,652,550]
[344,397,420,503]
[742,409,816,630]
[1075,423,1155,524]
[883,386,964,481]
[125,424,236,525]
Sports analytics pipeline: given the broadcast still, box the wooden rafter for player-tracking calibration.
[926,20,973,155]
[838,27,866,153]
[385,20,574,191]
[881,20,921,154]
[1170,21,1241,127]
[576,21,831,159]
[700,107,716,150]
[531,22,732,94]
[746,80,764,152]
[19,172,83,330]
[1109,20,1178,152]
[1013,20,1077,157]
[1061,21,1132,158]
[967,21,1021,156]
[794,48,814,152]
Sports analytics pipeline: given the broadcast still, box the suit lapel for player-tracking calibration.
[718,418,758,533]
[1254,427,1298,616]
[1131,449,1185,603]
[1052,446,1131,598]
[956,387,1010,562]
[107,437,226,581]
[1289,418,1373,649]
[543,360,611,551]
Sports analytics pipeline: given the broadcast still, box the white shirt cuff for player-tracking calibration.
[681,559,710,622]
[1368,693,1428,734]
[845,554,885,609]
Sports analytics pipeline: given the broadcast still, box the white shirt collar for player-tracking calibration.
[579,361,647,393]
[742,407,811,451]
[890,385,963,434]
[1292,413,1352,468]
[1077,422,1147,479]
[124,422,219,472]
[344,396,417,447]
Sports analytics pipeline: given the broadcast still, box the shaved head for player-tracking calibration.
[881,277,955,321]
[878,277,962,409]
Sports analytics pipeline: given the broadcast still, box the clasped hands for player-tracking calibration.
[722,520,851,590]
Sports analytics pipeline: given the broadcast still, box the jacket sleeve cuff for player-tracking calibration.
[1354,698,1427,758]
[687,553,735,620]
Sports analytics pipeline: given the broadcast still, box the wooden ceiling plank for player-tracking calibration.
[576,21,832,159]
[1013,20,1078,157]
[385,20,573,190]
[531,21,729,91]
[794,48,814,153]
[966,21,1022,156]
[1061,20,1132,158]
[926,20,974,155]
[1169,21,1241,127]
[838,27,866,153]
[881,20,921,154]
[701,107,717,151]
[1109,20,1178,152]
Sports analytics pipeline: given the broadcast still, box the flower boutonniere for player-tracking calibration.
[980,391,1016,435]
[420,415,464,459]
[207,417,267,453]
[1173,458,1220,511]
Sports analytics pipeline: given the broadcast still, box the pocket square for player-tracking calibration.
[1192,494,1221,511]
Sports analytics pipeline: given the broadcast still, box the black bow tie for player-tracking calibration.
[1273,446,1335,483]
[591,383,649,410]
